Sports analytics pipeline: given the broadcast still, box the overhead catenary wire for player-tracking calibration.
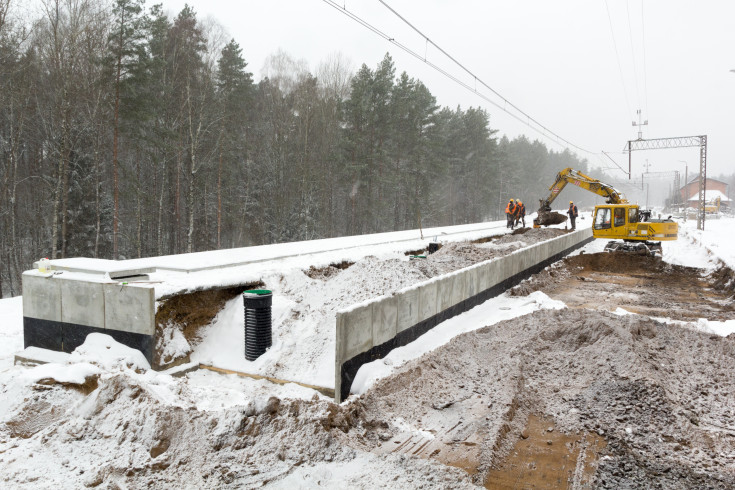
[322,0,597,156]
[640,0,649,119]
[626,0,642,110]
[604,0,633,119]
[375,0,597,156]
[601,151,630,176]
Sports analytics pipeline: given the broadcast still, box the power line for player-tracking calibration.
[640,0,650,119]
[322,0,597,155]
[626,0,641,109]
[601,151,630,175]
[604,0,633,119]
[376,0,597,155]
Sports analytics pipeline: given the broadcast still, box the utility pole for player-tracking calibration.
[642,159,652,209]
[632,109,648,140]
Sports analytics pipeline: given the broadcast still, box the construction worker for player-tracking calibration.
[568,200,578,231]
[505,199,517,229]
[515,200,526,228]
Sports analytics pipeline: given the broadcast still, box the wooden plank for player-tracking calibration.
[199,364,335,398]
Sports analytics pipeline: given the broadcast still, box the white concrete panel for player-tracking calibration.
[477,261,493,292]
[103,283,155,335]
[372,296,398,347]
[60,279,105,328]
[397,287,421,334]
[22,273,61,322]
[336,305,373,361]
[449,272,468,307]
[437,276,455,312]
[465,266,478,298]
[417,281,438,325]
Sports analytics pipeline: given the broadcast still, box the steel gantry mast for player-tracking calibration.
[626,135,708,230]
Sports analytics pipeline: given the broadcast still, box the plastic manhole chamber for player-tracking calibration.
[243,289,272,361]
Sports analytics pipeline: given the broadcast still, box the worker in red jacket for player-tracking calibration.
[505,199,517,229]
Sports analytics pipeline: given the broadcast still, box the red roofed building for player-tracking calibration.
[679,176,728,202]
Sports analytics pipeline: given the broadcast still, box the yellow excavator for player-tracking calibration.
[533,168,678,257]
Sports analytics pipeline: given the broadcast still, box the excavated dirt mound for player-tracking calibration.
[2,374,475,489]
[346,308,735,488]
[511,252,735,321]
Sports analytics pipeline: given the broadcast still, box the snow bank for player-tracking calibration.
[69,333,151,371]
[23,361,101,385]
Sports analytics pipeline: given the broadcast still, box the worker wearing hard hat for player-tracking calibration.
[567,201,579,231]
[505,199,517,229]
[515,200,526,228]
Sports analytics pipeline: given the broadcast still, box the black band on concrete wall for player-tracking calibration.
[23,317,154,364]
[339,236,593,401]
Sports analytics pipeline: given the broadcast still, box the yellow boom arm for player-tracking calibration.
[538,167,627,213]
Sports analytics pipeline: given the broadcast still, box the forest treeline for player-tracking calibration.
[0,0,594,297]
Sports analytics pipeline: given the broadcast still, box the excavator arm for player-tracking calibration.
[534,168,627,226]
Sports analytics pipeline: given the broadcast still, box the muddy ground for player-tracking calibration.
[344,251,735,488]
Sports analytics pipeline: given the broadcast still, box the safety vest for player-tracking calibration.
[506,202,516,214]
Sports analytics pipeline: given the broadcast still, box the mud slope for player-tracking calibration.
[350,308,735,488]
[512,251,735,321]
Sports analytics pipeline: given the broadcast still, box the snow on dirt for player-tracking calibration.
[1,217,734,488]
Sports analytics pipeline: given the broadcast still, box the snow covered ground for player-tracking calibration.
[0,216,733,488]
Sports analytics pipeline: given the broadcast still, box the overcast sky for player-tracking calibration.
[160,1,734,181]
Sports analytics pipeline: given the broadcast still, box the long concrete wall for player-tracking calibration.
[334,228,594,402]
[22,273,156,362]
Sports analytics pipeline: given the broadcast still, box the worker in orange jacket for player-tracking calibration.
[505,199,517,229]
[515,200,526,228]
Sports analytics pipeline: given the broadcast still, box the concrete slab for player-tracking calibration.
[477,261,493,292]
[372,295,398,347]
[32,259,155,278]
[417,281,438,325]
[103,283,155,335]
[397,287,421,334]
[336,305,374,361]
[466,266,479,298]
[449,272,468,307]
[437,276,455,312]
[22,273,62,322]
[60,279,105,328]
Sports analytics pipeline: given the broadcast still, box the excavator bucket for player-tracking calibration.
[533,211,567,227]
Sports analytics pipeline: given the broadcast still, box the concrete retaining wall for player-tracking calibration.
[334,228,594,402]
[22,273,156,362]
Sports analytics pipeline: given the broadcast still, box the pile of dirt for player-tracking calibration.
[346,308,735,488]
[709,261,735,299]
[305,261,355,280]
[410,228,567,278]
[1,373,474,489]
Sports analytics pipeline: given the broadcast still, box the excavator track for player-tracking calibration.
[603,240,662,258]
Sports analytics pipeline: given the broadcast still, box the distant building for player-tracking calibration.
[679,176,730,211]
